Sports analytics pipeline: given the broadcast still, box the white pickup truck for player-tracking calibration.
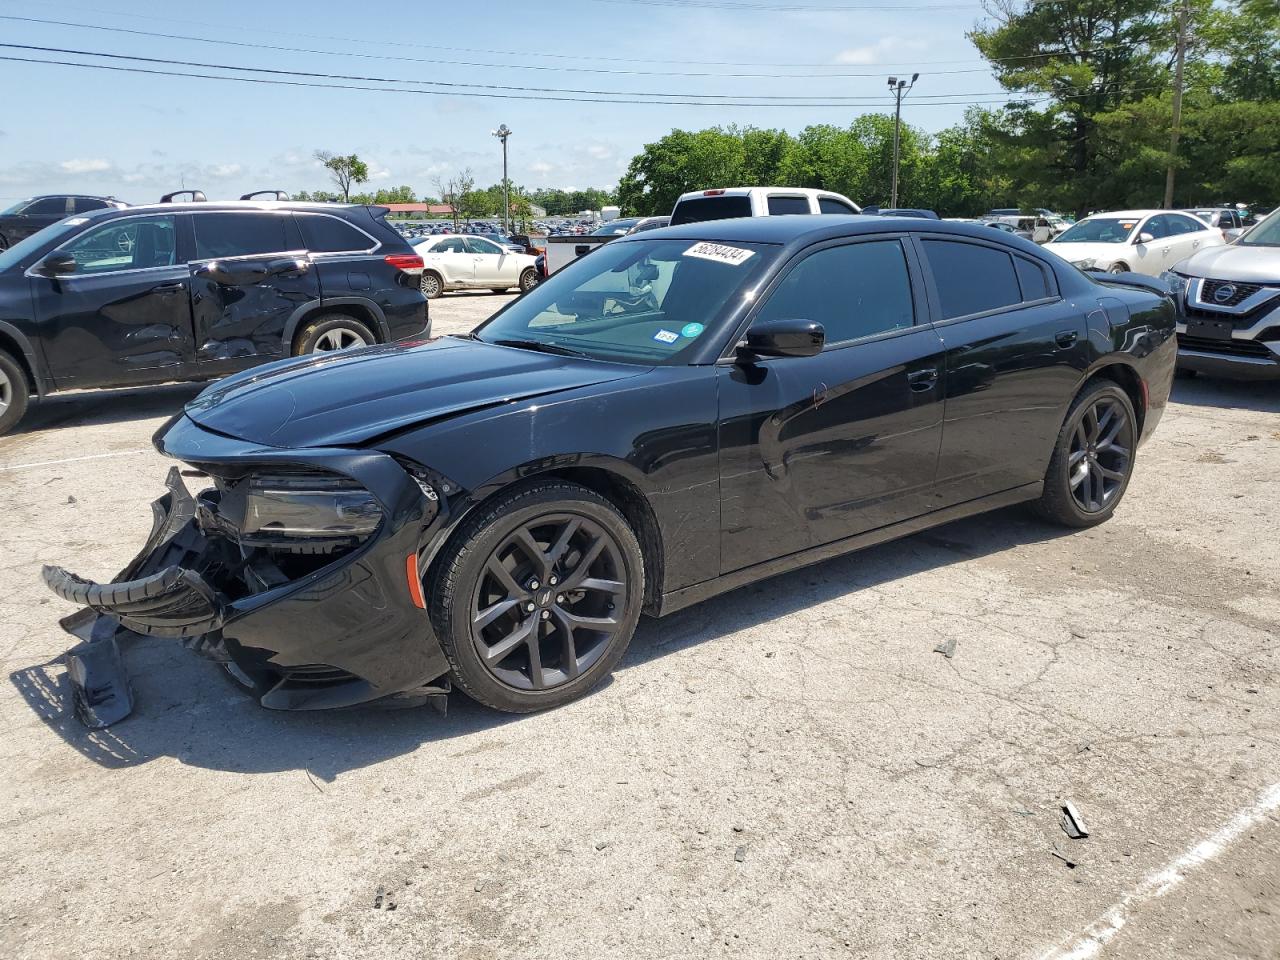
[542,187,862,277]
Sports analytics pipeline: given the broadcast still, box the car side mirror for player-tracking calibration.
[1136,232,1155,245]
[738,319,824,360]
[34,252,78,276]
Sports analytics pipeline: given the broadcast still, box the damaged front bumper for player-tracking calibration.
[43,415,455,728]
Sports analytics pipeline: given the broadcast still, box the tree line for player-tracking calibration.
[618,0,1278,218]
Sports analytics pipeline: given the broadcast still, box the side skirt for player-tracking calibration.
[655,481,1043,617]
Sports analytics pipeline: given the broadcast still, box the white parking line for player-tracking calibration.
[1037,781,1280,960]
[0,449,151,472]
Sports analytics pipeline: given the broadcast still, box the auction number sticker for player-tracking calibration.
[683,242,755,266]
[653,329,680,344]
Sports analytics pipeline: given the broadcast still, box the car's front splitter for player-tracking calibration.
[43,427,453,728]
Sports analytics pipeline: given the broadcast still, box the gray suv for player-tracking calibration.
[1165,209,1280,379]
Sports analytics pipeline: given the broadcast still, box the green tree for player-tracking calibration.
[314,151,370,202]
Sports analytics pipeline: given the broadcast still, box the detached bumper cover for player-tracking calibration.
[43,417,454,727]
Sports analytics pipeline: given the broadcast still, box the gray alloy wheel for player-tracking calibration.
[1107,263,1127,274]
[311,326,370,352]
[0,351,30,435]
[420,272,443,299]
[1067,394,1134,514]
[0,364,11,417]
[470,513,627,692]
[519,267,538,292]
[1034,380,1137,528]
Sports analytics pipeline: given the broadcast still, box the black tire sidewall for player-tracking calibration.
[433,483,644,712]
[1040,381,1136,527]
[0,352,30,435]
[295,315,377,355]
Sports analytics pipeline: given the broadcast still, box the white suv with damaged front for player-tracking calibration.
[1162,208,1280,380]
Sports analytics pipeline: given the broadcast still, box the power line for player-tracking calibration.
[0,53,1052,108]
[0,14,1152,79]
[0,43,1175,105]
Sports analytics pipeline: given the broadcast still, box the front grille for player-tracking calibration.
[1178,334,1277,360]
[1201,279,1263,306]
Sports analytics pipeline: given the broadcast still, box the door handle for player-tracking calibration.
[151,281,186,296]
[907,368,938,392]
[1055,329,1079,348]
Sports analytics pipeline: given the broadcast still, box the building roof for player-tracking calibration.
[381,203,455,215]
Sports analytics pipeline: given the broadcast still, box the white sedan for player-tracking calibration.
[1043,209,1223,276]
[411,234,539,299]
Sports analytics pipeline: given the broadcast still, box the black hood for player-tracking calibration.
[183,336,645,448]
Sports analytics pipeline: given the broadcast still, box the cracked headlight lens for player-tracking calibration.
[1158,270,1185,298]
[243,473,382,538]
[1071,258,1097,270]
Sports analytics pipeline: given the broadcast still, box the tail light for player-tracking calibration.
[703,189,726,196]
[385,254,424,274]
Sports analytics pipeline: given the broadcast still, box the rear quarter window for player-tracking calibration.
[1014,256,1054,301]
[298,214,374,253]
[669,196,753,225]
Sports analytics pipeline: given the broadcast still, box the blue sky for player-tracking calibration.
[0,0,1005,204]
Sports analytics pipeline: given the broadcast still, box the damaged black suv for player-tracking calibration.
[44,215,1176,727]
[0,199,428,434]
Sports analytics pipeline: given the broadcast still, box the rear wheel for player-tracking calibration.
[420,271,444,299]
[0,351,31,435]
[1034,380,1137,528]
[293,314,376,355]
[429,481,644,713]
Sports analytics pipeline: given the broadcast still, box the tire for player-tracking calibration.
[0,351,30,436]
[293,314,377,356]
[519,267,539,293]
[428,480,645,713]
[1107,263,1128,274]
[420,271,444,299]
[1033,380,1137,528]
[0,234,8,252]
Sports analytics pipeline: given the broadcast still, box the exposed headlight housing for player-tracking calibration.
[1071,258,1097,270]
[243,473,382,539]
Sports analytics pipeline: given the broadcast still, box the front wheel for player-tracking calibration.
[1034,380,1137,528]
[0,351,31,435]
[1107,263,1128,274]
[519,267,539,292]
[429,481,645,713]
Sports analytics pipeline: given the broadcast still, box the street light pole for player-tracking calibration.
[887,73,918,210]
[492,124,512,233]
[1163,0,1190,209]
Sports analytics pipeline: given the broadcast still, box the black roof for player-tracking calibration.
[621,213,1046,253]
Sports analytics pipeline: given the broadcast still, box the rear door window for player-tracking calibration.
[194,213,292,259]
[669,196,753,225]
[818,197,857,215]
[922,240,1022,319]
[755,240,915,344]
[72,198,109,214]
[297,214,372,253]
[766,195,811,216]
[25,197,70,216]
[433,237,468,254]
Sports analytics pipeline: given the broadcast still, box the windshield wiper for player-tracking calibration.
[488,338,592,359]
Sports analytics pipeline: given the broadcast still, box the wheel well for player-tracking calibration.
[291,305,383,353]
[1085,363,1146,434]
[0,333,36,393]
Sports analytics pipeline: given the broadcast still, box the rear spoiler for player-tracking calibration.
[1086,269,1174,296]
[160,190,206,203]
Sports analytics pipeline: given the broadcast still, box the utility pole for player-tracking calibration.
[887,73,918,210]
[1163,0,1190,209]
[492,124,512,233]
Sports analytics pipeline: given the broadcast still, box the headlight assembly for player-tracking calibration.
[241,473,382,539]
[1071,258,1097,270]
[1158,270,1185,298]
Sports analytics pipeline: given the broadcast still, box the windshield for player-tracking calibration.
[591,219,639,236]
[1054,217,1139,243]
[1240,209,1280,247]
[0,218,85,274]
[474,237,772,365]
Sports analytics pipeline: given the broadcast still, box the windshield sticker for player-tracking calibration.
[681,322,705,338]
[653,329,680,344]
[684,241,755,266]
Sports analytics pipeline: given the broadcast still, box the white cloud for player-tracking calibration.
[586,144,613,160]
[209,163,243,178]
[529,161,553,176]
[59,158,112,174]
[833,36,927,65]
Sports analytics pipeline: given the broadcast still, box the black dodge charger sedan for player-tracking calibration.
[45,215,1176,726]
